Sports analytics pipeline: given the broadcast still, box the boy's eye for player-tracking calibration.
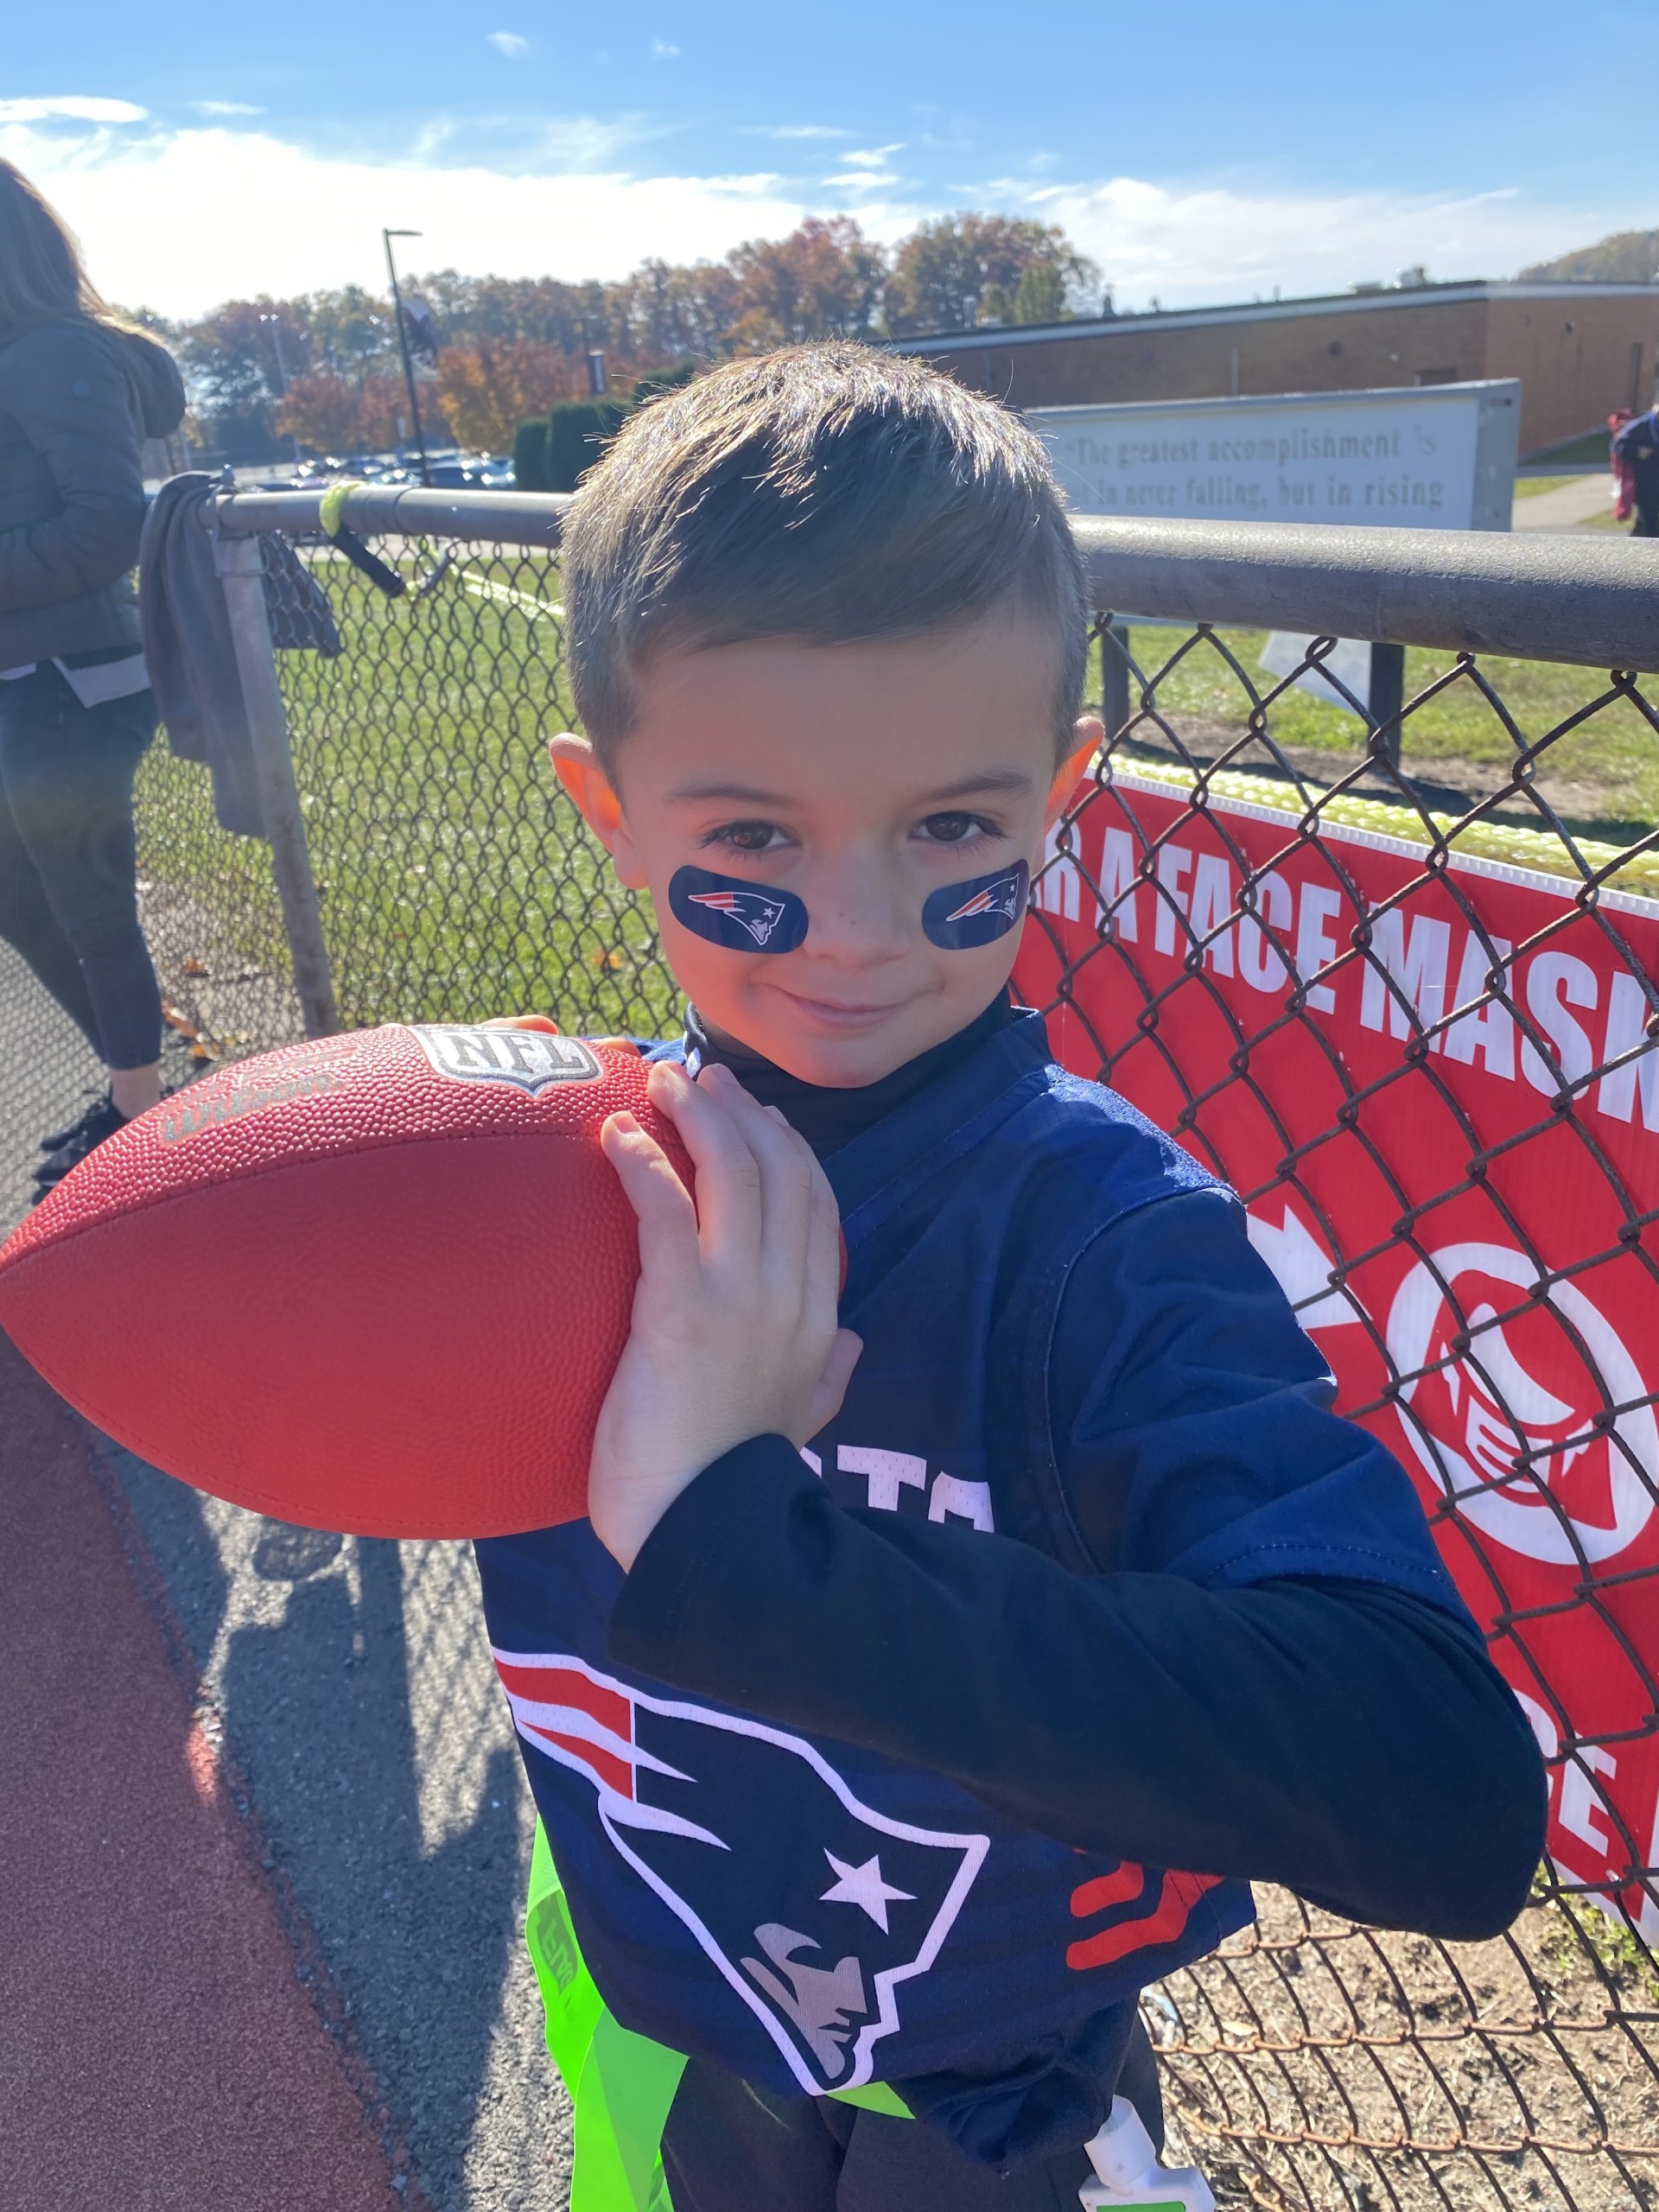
[916,810,997,845]
[708,819,788,854]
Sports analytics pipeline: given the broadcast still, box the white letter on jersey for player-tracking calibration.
[928,1474,995,1532]
[837,1446,926,1512]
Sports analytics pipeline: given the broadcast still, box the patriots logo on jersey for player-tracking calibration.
[687,888,790,946]
[493,1648,988,2093]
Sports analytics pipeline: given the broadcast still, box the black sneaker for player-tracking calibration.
[38,1089,113,1154]
[31,1094,129,1199]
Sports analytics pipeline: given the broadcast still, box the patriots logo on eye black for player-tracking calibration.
[669,866,809,955]
[493,1649,988,2094]
[944,873,1027,926]
[922,860,1032,950]
[687,888,790,946]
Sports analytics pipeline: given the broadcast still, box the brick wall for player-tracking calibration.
[912,291,1659,455]
[1486,294,1659,448]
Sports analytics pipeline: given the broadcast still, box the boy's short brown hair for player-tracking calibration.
[562,343,1090,774]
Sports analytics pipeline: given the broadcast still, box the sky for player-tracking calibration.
[4,1,1657,321]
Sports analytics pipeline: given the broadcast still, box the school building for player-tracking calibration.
[887,282,1659,457]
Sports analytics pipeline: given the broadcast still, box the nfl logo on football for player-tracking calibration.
[412,1025,602,1095]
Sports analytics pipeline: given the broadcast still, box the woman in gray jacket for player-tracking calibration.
[0,160,185,1192]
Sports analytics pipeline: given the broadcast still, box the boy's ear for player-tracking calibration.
[1044,720,1103,831]
[548,734,648,889]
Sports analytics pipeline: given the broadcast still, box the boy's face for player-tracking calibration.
[551,613,1096,1087]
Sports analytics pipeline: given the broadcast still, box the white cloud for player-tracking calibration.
[1009,174,1643,309]
[5,120,805,315]
[7,113,1650,321]
[650,40,679,58]
[191,100,264,118]
[486,30,527,55]
[842,144,904,169]
[0,96,146,124]
[743,124,851,140]
[825,169,903,194]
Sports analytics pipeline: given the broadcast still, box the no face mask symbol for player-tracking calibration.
[922,861,1031,950]
[669,866,810,955]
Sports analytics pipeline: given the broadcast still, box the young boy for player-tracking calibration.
[474,345,1543,2210]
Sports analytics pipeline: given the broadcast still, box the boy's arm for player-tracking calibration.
[601,1134,1544,1942]
[614,1457,1539,1939]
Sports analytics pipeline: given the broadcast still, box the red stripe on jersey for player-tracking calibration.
[523,1721,637,1800]
[1068,1862,1147,1919]
[1065,1869,1224,1973]
[494,1660,632,1745]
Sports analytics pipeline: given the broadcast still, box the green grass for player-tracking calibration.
[1512,474,1580,498]
[1522,429,1618,469]
[132,549,1659,1052]
[1101,625,1659,836]
[137,542,680,1041]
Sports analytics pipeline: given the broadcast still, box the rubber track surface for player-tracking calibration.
[0,1325,401,2212]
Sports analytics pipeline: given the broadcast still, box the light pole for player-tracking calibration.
[258,310,301,465]
[383,227,430,486]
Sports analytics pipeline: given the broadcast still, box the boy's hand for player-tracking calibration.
[590,1060,862,1571]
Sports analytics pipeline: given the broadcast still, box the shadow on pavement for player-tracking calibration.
[111,1449,566,2209]
[221,1539,524,2205]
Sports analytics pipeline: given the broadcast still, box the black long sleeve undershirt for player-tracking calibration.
[612,1435,1544,1942]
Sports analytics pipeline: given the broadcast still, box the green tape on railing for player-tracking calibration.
[1113,762,1659,904]
[318,480,360,539]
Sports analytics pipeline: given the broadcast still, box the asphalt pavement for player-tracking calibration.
[1,942,575,2210]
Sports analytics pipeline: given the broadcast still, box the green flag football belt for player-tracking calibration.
[524,1820,909,2212]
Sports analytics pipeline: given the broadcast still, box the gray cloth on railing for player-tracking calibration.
[138,473,340,836]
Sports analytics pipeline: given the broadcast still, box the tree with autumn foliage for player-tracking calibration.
[166,208,1099,457]
[435,340,589,453]
[722,217,887,351]
[882,215,1099,335]
[271,372,415,455]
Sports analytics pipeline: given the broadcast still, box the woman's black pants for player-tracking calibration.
[0,663,163,1071]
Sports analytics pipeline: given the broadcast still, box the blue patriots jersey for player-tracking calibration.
[474,1011,1438,2110]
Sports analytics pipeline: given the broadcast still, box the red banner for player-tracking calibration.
[1015,770,1659,1937]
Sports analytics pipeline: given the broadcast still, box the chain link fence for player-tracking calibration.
[124,496,1659,2212]
[137,525,671,1065]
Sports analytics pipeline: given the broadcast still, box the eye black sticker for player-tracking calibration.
[669,866,809,955]
[922,861,1031,950]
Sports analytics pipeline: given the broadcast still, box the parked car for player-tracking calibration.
[423,460,514,491]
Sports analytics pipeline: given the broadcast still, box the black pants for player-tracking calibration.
[0,664,162,1071]
[660,2020,1164,2211]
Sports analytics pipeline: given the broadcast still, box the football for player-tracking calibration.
[0,1025,687,1538]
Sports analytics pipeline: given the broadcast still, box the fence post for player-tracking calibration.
[1101,618,1132,743]
[1368,640,1406,771]
[211,529,339,1038]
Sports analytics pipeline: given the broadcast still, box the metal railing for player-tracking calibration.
[129,491,1659,2212]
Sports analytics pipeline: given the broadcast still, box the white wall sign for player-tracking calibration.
[1028,381,1520,534]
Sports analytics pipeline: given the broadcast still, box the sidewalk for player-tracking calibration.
[1,947,572,2209]
[0,1327,402,2212]
[1511,474,1618,531]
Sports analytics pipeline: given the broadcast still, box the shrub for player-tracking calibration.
[543,397,629,493]
[512,417,549,491]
